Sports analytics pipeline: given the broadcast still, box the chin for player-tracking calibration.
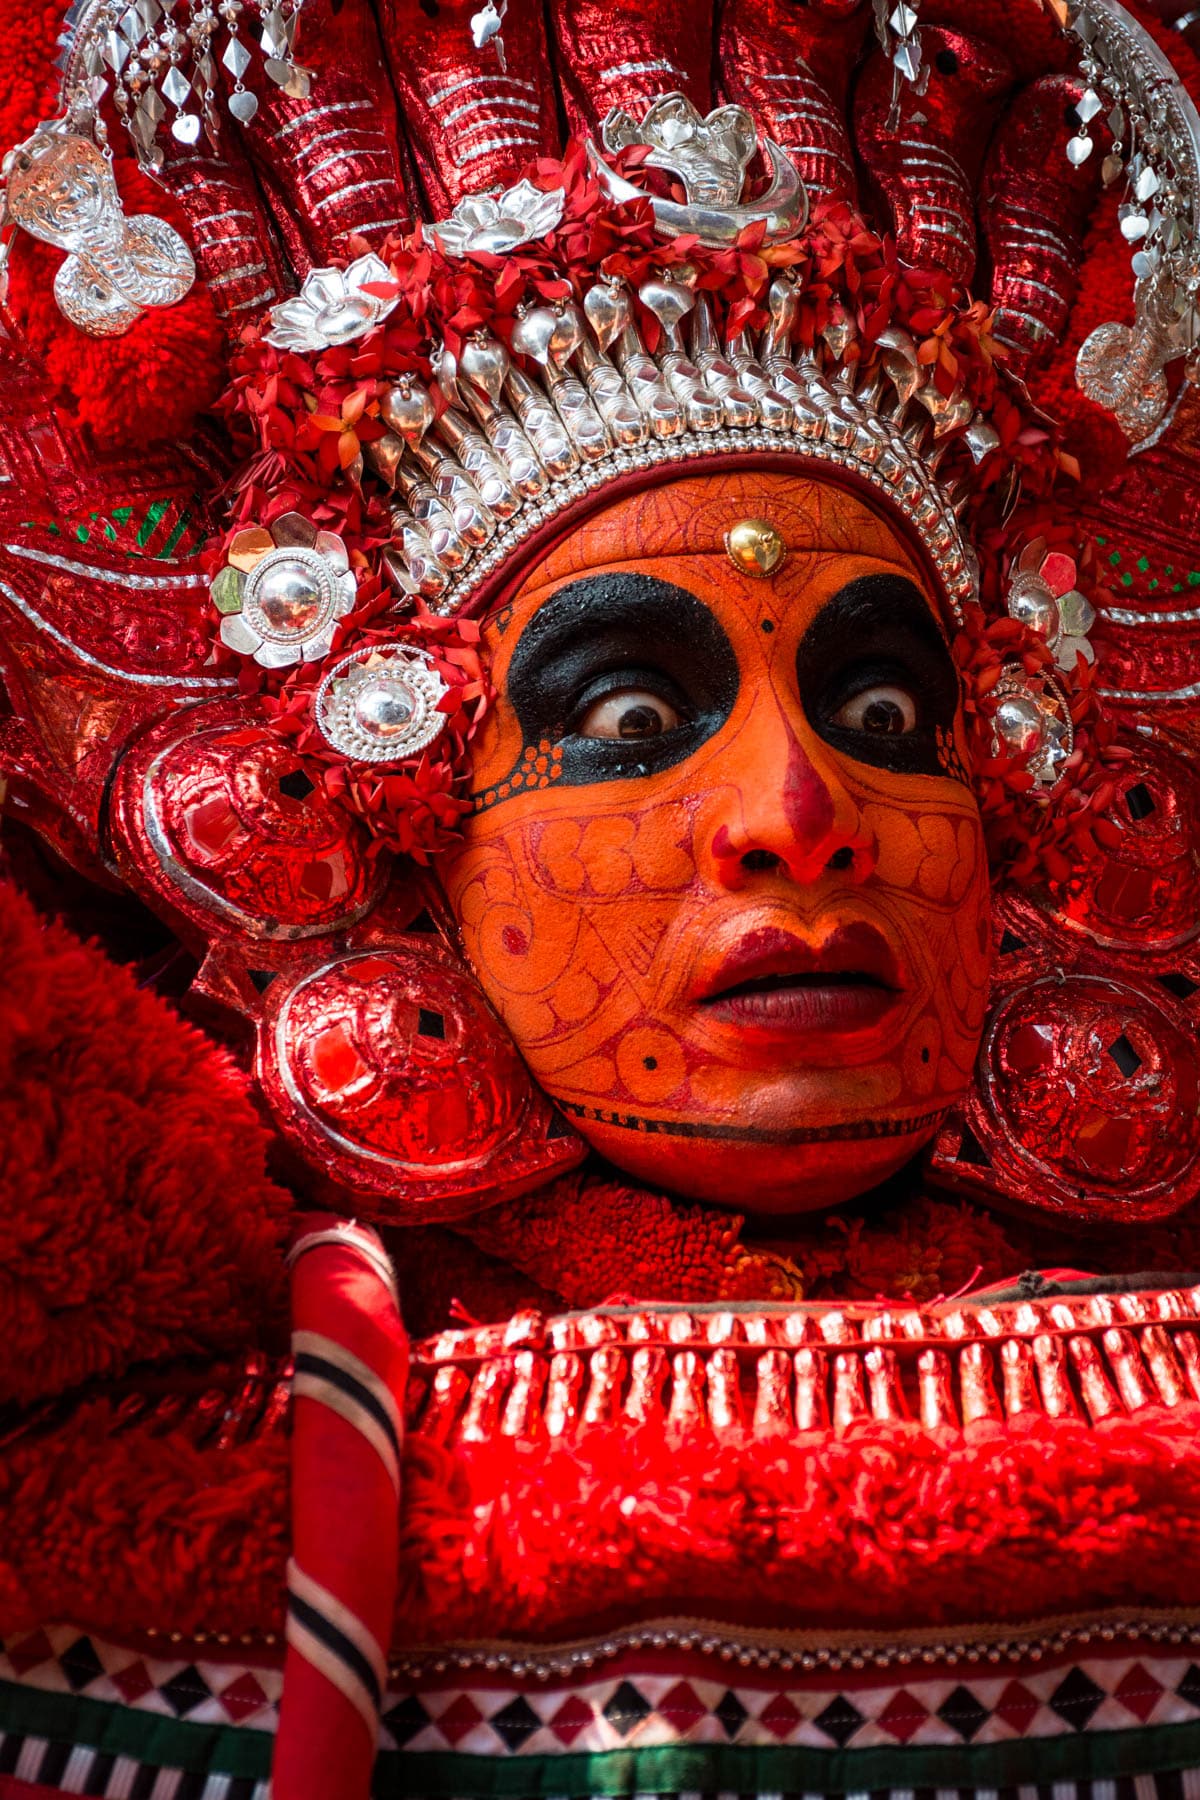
[576,1115,941,1213]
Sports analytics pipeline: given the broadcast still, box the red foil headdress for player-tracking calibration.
[1,0,1199,1233]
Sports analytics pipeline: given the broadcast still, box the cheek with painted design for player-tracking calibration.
[439,471,993,1213]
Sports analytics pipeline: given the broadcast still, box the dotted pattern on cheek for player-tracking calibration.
[472,741,565,815]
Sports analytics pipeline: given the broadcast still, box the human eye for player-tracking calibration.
[569,671,689,741]
[829,680,919,736]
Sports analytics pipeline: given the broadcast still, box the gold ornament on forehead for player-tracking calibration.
[724,518,787,579]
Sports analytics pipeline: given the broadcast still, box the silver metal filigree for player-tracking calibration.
[872,0,927,129]
[379,278,979,623]
[56,0,312,172]
[469,0,507,71]
[314,644,449,763]
[213,515,357,668]
[589,92,806,247]
[1,124,193,333]
[265,254,398,353]
[602,93,758,208]
[1006,565,1097,673]
[1062,0,1200,439]
[990,667,1074,790]
[1076,273,1190,444]
[432,180,566,257]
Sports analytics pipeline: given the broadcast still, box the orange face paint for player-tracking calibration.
[439,470,992,1212]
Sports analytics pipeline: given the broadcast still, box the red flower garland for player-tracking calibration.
[259,589,493,863]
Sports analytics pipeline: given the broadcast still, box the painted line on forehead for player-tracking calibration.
[552,1100,950,1142]
[455,452,964,631]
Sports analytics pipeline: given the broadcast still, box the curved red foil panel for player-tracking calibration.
[981,76,1100,377]
[257,939,586,1220]
[157,140,290,328]
[548,0,715,141]
[718,0,871,202]
[930,885,1200,1226]
[378,0,558,213]
[238,0,413,268]
[855,27,1014,288]
[110,704,385,950]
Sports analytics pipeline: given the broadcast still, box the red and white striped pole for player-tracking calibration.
[274,1216,407,1800]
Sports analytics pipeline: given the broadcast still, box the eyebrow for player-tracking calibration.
[818,572,949,646]
[510,570,696,649]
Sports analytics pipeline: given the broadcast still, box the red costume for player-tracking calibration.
[3,0,1200,1793]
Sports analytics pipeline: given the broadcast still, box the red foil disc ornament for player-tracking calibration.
[934,955,1200,1226]
[256,939,586,1221]
[110,704,384,946]
[1031,739,1200,957]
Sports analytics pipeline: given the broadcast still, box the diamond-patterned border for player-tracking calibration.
[6,1628,1200,1758]
[376,1653,1200,1756]
[7,1639,1200,1798]
[0,1627,280,1730]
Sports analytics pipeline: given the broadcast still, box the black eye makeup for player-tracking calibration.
[502,572,739,785]
[796,573,961,776]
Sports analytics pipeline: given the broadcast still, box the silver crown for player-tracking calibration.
[371,273,981,621]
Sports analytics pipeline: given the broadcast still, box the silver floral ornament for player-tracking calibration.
[265,254,399,353]
[1006,549,1097,674]
[314,644,449,763]
[432,179,566,257]
[212,515,357,668]
[990,667,1074,791]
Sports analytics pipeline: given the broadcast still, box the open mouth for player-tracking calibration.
[696,923,903,1034]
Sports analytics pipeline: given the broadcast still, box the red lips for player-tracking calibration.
[696,923,904,1037]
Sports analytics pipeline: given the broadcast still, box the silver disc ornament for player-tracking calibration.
[314,644,450,763]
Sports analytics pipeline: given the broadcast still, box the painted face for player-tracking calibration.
[439,470,991,1212]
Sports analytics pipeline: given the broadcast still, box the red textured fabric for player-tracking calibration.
[0,877,291,1405]
[456,1175,1200,1317]
[396,1402,1200,1643]
[461,1172,805,1307]
[0,0,61,151]
[7,1376,1200,1651]
[0,1396,290,1639]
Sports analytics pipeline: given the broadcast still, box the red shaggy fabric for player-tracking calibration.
[9,1381,1200,1652]
[391,1225,560,1337]
[397,1405,1200,1642]
[451,1175,1200,1320]
[0,0,60,154]
[460,1172,805,1308]
[0,878,291,1405]
[0,1398,289,1640]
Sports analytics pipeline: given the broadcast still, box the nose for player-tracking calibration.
[703,694,877,891]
